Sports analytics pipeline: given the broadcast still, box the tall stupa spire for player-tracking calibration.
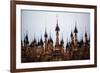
[55,15,60,47]
[74,21,78,34]
[44,27,48,38]
[55,15,60,32]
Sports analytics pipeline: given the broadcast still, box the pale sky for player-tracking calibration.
[21,9,90,48]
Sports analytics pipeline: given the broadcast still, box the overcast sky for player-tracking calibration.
[21,9,90,48]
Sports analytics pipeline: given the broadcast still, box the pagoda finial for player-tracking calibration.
[70,25,73,37]
[71,31,73,37]
[55,15,60,31]
[84,24,87,37]
[74,21,78,33]
[40,34,43,46]
[85,31,87,37]
[61,33,64,44]
[24,33,29,45]
[44,27,48,38]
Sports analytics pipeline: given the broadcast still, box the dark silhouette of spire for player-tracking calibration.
[40,36,43,46]
[60,34,64,45]
[24,33,29,45]
[55,24,60,31]
[74,22,78,33]
[49,33,53,43]
[84,32,88,45]
[70,31,73,37]
[61,39,64,44]
[44,28,48,38]
[85,32,87,37]
[66,42,69,49]
[55,16,60,31]
[84,24,87,37]
[84,25,88,43]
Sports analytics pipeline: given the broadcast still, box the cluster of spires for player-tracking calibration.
[23,21,90,51]
[21,15,91,62]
